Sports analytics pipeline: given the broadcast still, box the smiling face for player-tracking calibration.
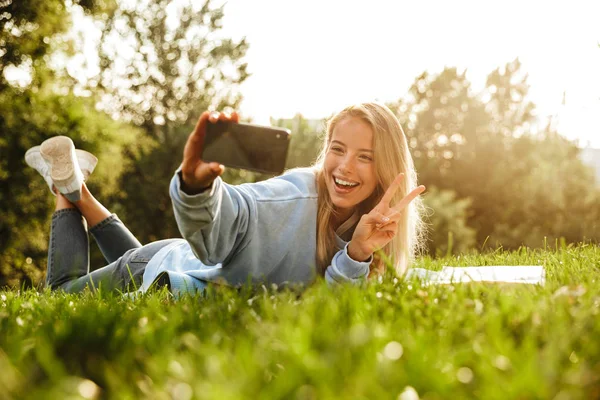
[323,116,379,221]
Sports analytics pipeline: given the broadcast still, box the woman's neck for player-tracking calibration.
[333,209,359,241]
[332,209,353,229]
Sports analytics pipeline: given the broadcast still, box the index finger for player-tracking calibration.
[187,111,211,152]
[379,173,405,207]
[392,185,426,212]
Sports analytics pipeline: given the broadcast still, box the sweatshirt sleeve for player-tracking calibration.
[324,243,371,285]
[169,170,254,266]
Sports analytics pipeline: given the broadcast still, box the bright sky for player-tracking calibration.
[7,0,598,148]
[220,0,600,148]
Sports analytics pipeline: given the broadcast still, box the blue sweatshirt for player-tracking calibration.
[139,168,372,294]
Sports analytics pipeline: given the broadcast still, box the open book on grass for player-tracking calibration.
[406,266,545,285]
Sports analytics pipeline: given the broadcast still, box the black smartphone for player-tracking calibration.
[202,121,291,175]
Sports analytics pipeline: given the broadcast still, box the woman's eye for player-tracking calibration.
[359,155,373,161]
[330,146,343,153]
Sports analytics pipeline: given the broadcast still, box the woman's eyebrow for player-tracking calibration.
[331,140,374,153]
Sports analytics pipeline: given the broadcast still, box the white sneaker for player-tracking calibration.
[40,136,84,202]
[25,146,54,194]
[25,137,98,201]
[74,149,99,180]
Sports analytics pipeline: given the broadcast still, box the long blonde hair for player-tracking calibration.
[313,102,427,277]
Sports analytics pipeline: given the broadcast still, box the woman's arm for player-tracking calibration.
[171,111,255,265]
[324,244,372,285]
[170,172,255,266]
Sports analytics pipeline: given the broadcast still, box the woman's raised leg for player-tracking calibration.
[47,191,174,293]
[74,183,143,265]
[46,193,90,289]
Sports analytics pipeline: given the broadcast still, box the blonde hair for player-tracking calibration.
[313,102,427,277]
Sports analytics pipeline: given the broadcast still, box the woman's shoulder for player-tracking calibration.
[238,167,318,202]
[279,167,318,188]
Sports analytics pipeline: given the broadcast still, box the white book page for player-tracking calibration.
[435,266,545,285]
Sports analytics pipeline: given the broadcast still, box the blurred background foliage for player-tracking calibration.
[1,0,599,286]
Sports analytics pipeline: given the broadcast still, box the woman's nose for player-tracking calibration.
[338,157,354,174]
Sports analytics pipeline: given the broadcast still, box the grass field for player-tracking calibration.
[1,244,599,399]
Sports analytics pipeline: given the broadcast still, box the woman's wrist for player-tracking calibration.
[347,241,371,262]
[178,171,213,195]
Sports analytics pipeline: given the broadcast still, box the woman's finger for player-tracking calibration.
[377,221,398,235]
[367,210,392,227]
[211,110,239,128]
[375,210,402,230]
[184,111,211,161]
[392,185,426,212]
[200,162,225,181]
[224,111,239,123]
[208,111,220,123]
[385,209,402,222]
[378,173,405,208]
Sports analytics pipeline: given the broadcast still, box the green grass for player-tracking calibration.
[1,244,599,399]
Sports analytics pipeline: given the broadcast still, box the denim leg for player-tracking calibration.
[46,209,90,289]
[57,249,140,293]
[57,239,179,293]
[88,214,142,265]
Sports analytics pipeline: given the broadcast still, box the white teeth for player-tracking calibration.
[334,177,358,187]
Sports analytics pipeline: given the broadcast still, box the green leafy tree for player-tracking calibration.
[272,114,324,170]
[0,0,138,287]
[389,60,600,253]
[492,125,600,248]
[90,0,249,242]
[466,59,599,248]
[388,67,490,190]
[422,186,476,256]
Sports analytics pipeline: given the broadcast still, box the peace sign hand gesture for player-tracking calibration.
[347,173,426,262]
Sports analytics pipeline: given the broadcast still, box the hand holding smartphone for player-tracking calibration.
[181,111,290,195]
[202,121,291,175]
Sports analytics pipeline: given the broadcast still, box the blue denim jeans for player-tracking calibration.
[46,209,177,292]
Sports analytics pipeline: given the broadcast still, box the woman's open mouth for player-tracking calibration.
[333,176,359,194]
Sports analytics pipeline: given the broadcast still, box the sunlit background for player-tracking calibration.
[10,0,597,147]
[221,0,600,149]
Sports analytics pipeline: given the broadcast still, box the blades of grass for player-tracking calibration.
[481,235,490,252]
[125,263,139,292]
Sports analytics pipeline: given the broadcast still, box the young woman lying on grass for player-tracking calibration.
[25,102,427,294]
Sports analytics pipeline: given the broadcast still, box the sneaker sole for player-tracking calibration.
[40,136,83,194]
[40,136,77,182]
[26,146,97,181]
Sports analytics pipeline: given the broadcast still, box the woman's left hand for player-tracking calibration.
[347,173,426,261]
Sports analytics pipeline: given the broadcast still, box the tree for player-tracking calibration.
[389,61,600,253]
[88,0,249,243]
[421,186,476,256]
[0,0,137,287]
[492,125,600,248]
[387,67,489,190]
[272,114,324,170]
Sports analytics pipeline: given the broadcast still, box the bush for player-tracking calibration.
[421,186,476,256]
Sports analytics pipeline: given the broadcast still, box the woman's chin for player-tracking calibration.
[330,197,359,215]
